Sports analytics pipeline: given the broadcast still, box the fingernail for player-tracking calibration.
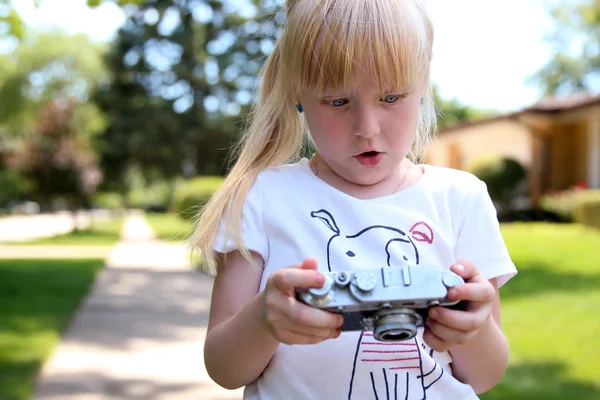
[315,274,325,285]
[454,264,465,273]
[430,309,439,319]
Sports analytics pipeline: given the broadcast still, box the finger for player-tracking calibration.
[300,257,319,271]
[283,323,341,340]
[451,259,479,281]
[448,280,496,303]
[289,304,344,329]
[428,306,488,332]
[426,316,476,345]
[268,268,325,292]
[422,328,450,353]
[278,328,339,345]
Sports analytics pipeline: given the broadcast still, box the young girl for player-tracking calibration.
[193,0,517,399]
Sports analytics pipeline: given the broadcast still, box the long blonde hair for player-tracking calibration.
[192,0,437,275]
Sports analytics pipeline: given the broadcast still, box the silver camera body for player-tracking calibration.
[296,265,466,342]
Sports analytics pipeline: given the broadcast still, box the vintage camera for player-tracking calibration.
[296,265,467,342]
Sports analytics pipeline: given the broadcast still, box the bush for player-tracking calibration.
[573,189,600,230]
[127,180,174,212]
[0,169,34,208]
[92,192,124,210]
[171,176,224,221]
[469,156,528,214]
[539,189,580,221]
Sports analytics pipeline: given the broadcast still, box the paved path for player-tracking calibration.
[0,211,112,243]
[0,245,114,259]
[33,213,244,400]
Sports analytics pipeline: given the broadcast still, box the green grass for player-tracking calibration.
[481,223,600,400]
[0,258,105,400]
[1,223,598,399]
[11,217,124,246]
[145,212,193,242]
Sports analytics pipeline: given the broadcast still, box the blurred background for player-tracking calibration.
[0,0,598,399]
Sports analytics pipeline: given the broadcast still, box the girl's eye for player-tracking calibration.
[383,94,404,103]
[329,98,349,107]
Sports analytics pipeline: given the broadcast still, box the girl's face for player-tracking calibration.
[298,70,422,188]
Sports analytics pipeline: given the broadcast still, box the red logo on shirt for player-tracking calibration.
[409,222,434,244]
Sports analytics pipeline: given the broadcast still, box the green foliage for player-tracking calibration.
[144,212,192,242]
[531,0,600,95]
[469,156,528,212]
[92,192,125,210]
[433,85,497,129]
[95,0,280,191]
[0,2,25,40]
[126,179,174,212]
[11,100,103,210]
[538,188,582,220]
[0,32,108,135]
[0,168,33,208]
[0,31,108,211]
[171,176,223,221]
[573,189,600,230]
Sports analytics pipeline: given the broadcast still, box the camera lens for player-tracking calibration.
[381,331,412,341]
[373,308,422,342]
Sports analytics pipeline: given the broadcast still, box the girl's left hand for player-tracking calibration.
[423,259,497,353]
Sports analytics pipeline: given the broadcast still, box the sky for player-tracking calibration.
[13,0,557,113]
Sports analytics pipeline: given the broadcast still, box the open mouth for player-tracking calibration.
[361,151,380,157]
[356,151,384,166]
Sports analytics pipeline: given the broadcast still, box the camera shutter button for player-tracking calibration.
[308,275,334,302]
[355,272,377,292]
[442,271,464,288]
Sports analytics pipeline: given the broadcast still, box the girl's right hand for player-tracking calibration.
[259,257,344,345]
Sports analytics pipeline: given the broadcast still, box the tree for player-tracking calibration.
[433,85,496,129]
[0,32,107,136]
[0,0,26,40]
[531,0,600,95]
[11,99,102,212]
[0,31,107,211]
[94,0,282,196]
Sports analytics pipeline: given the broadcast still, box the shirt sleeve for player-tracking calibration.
[454,179,517,287]
[212,177,269,263]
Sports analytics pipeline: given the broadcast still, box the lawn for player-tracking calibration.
[0,258,105,400]
[0,223,598,399]
[11,217,124,246]
[144,212,193,242]
[481,223,600,400]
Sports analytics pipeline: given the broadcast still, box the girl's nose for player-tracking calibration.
[353,107,380,138]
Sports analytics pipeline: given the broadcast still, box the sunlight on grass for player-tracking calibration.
[145,212,193,242]
[0,258,104,400]
[479,223,600,400]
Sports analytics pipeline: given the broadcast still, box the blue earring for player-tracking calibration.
[296,103,303,113]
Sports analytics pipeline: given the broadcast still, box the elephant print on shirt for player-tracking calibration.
[311,209,420,271]
[311,209,445,400]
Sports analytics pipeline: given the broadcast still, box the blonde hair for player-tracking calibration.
[192,0,437,275]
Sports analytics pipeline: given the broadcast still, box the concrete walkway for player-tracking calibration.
[33,213,244,400]
[0,245,114,259]
[0,210,111,243]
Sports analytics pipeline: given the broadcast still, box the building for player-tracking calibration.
[426,92,600,206]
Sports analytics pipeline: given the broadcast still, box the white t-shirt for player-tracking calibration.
[213,158,517,400]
